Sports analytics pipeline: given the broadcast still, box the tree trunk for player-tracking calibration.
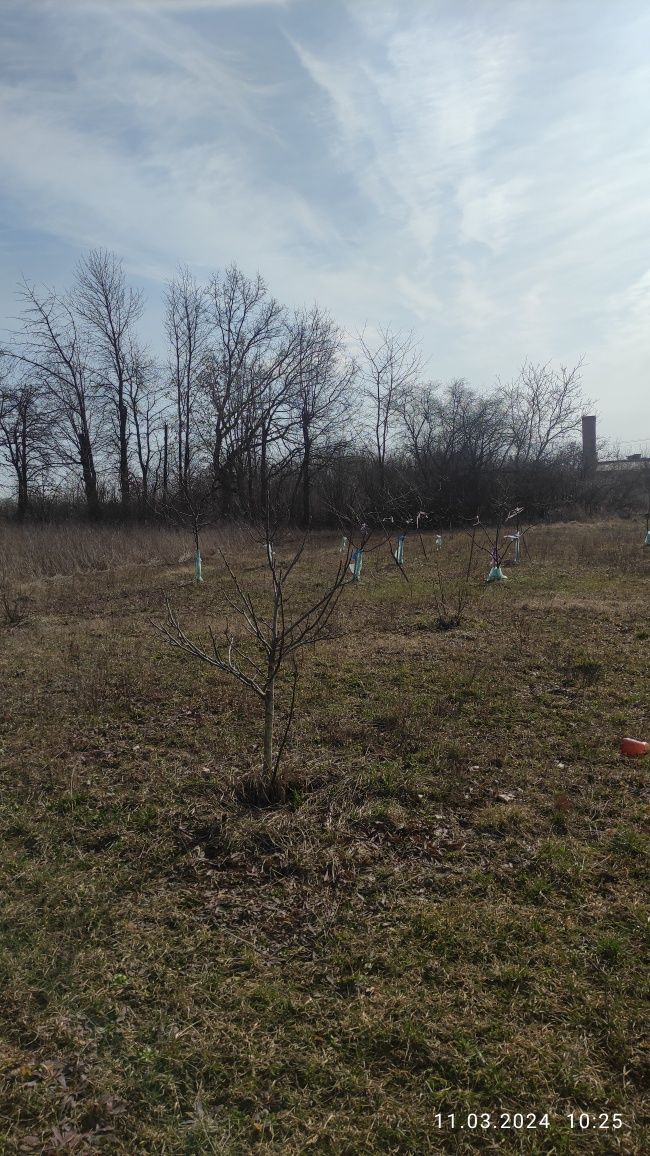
[263,681,274,781]
[301,431,311,528]
[259,427,269,521]
[263,594,280,784]
[17,418,28,521]
[118,394,130,511]
[246,462,256,519]
[176,371,184,487]
[17,479,28,522]
[183,387,191,489]
[17,456,28,522]
[212,423,223,486]
[79,429,100,520]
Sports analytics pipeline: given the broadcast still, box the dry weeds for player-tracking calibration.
[0,520,648,1153]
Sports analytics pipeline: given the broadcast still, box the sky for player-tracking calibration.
[1,0,649,450]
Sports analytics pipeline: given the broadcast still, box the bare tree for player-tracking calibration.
[1,249,594,525]
[201,265,301,519]
[74,249,144,512]
[164,267,208,492]
[288,306,357,527]
[397,380,441,492]
[358,325,424,492]
[126,343,162,506]
[501,358,587,465]
[455,386,508,508]
[159,531,351,802]
[0,356,50,519]
[9,282,102,518]
[246,338,298,520]
[200,266,280,514]
[396,377,508,515]
[430,522,480,629]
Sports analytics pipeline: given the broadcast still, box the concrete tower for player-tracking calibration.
[581,415,597,473]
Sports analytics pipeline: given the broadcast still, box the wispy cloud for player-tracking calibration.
[1,0,650,441]
[129,0,290,7]
[291,4,524,324]
[41,0,291,10]
[0,0,334,282]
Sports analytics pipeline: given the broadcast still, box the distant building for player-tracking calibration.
[597,455,650,473]
[581,414,650,474]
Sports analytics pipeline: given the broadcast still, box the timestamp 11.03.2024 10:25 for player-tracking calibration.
[433,1111,624,1132]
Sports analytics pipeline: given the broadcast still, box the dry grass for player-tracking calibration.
[0,521,263,582]
[0,520,648,1153]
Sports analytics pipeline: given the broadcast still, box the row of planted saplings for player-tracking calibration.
[189,506,650,590]
[340,506,527,584]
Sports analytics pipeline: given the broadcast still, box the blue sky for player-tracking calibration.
[1,0,649,448]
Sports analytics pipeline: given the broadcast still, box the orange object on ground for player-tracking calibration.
[620,737,650,756]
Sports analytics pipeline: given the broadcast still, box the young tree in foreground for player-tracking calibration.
[158,533,351,802]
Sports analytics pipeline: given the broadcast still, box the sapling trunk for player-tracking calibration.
[263,681,275,781]
[192,511,203,583]
[263,581,280,782]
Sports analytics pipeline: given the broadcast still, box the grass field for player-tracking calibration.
[0,521,648,1154]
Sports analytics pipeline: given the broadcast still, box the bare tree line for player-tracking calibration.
[0,248,592,524]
